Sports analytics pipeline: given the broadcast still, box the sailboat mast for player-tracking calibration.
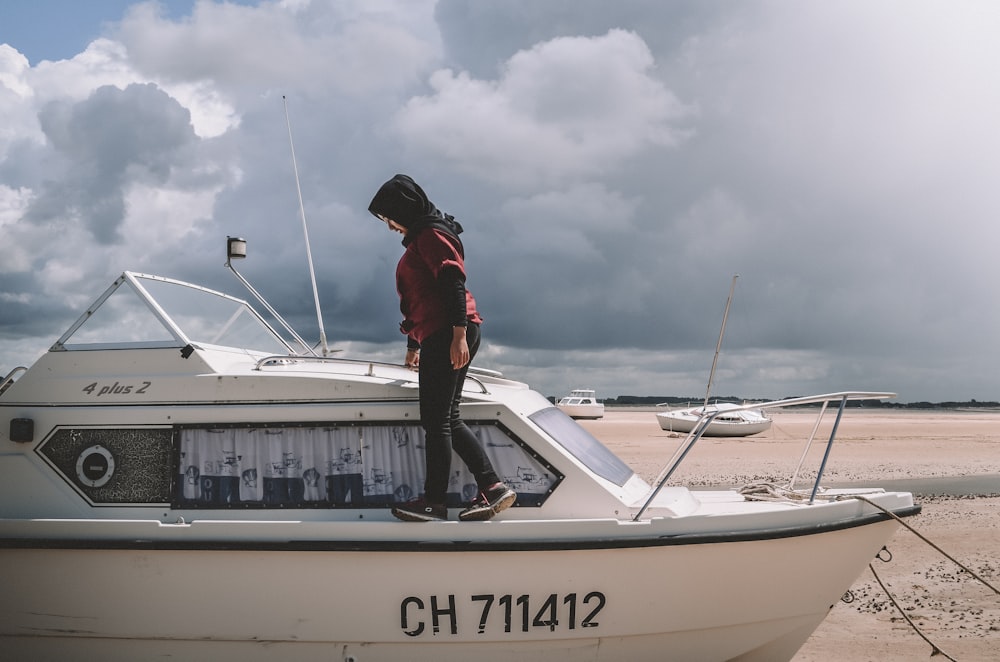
[703,274,739,408]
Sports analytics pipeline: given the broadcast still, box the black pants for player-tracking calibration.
[418,323,500,504]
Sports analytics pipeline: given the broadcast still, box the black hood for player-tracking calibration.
[368,174,463,244]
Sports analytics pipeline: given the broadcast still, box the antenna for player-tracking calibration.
[283,96,330,356]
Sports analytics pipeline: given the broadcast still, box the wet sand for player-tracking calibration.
[578,409,1000,662]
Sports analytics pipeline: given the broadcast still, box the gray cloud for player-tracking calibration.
[29,83,198,244]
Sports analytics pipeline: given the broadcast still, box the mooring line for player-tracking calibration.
[866,560,957,661]
[841,494,999,660]
[842,494,999,596]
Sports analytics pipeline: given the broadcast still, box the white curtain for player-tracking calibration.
[177,423,558,508]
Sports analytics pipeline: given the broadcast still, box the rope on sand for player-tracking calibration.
[866,559,956,661]
[740,485,999,659]
[843,494,999,597]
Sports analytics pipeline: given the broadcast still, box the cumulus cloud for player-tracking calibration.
[391,30,690,189]
[116,0,442,100]
[27,83,198,244]
[0,46,41,148]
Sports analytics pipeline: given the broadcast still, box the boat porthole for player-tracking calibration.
[76,445,116,488]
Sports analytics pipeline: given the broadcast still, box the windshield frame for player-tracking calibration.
[53,272,296,356]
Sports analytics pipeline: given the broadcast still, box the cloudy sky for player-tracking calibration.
[1,1,998,403]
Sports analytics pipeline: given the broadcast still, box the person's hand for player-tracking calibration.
[405,348,419,370]
[450,327,469,369]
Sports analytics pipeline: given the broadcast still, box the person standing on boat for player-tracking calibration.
[368,174,516,522]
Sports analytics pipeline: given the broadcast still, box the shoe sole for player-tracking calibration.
[458,490,517,522]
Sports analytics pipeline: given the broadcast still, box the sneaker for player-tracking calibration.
[459,483,517,522]
[392,498,447,522]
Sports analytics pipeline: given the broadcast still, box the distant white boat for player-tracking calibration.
[658,274,771,437]
[557,388,605,419]
[657,402,772,436]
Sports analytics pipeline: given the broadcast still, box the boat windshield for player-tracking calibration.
[529,407,634,486]
[56,273,292,355]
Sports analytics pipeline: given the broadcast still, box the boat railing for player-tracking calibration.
[253,355,496,394]
[634,391,896,521]
[0,366,27,397]
[654,398,750,410]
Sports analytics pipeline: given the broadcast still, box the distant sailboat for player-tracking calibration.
[656,275,772,437]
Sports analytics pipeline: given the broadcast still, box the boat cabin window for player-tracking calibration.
[174,421,563,509]
[529,407,634,486]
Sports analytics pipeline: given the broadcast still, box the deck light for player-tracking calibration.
[227,236,247,262]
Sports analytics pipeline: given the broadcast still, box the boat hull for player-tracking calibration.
[656,412,772,437]
[0,517,902,662]
[557,403,605,420]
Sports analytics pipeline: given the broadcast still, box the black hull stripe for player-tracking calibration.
[0,506,921,552]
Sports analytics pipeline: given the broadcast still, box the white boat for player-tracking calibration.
[0,259,919,661]
[657,402,773,436]
[556,389,605,419]
[659,275,773,438]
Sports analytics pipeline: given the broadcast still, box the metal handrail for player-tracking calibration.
[0,366,27,396]
[633,391,895,521]
[252,355,494,395]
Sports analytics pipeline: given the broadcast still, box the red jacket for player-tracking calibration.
[396,228,482,345]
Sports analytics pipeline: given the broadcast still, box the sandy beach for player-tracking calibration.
[579,409,1000,662]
